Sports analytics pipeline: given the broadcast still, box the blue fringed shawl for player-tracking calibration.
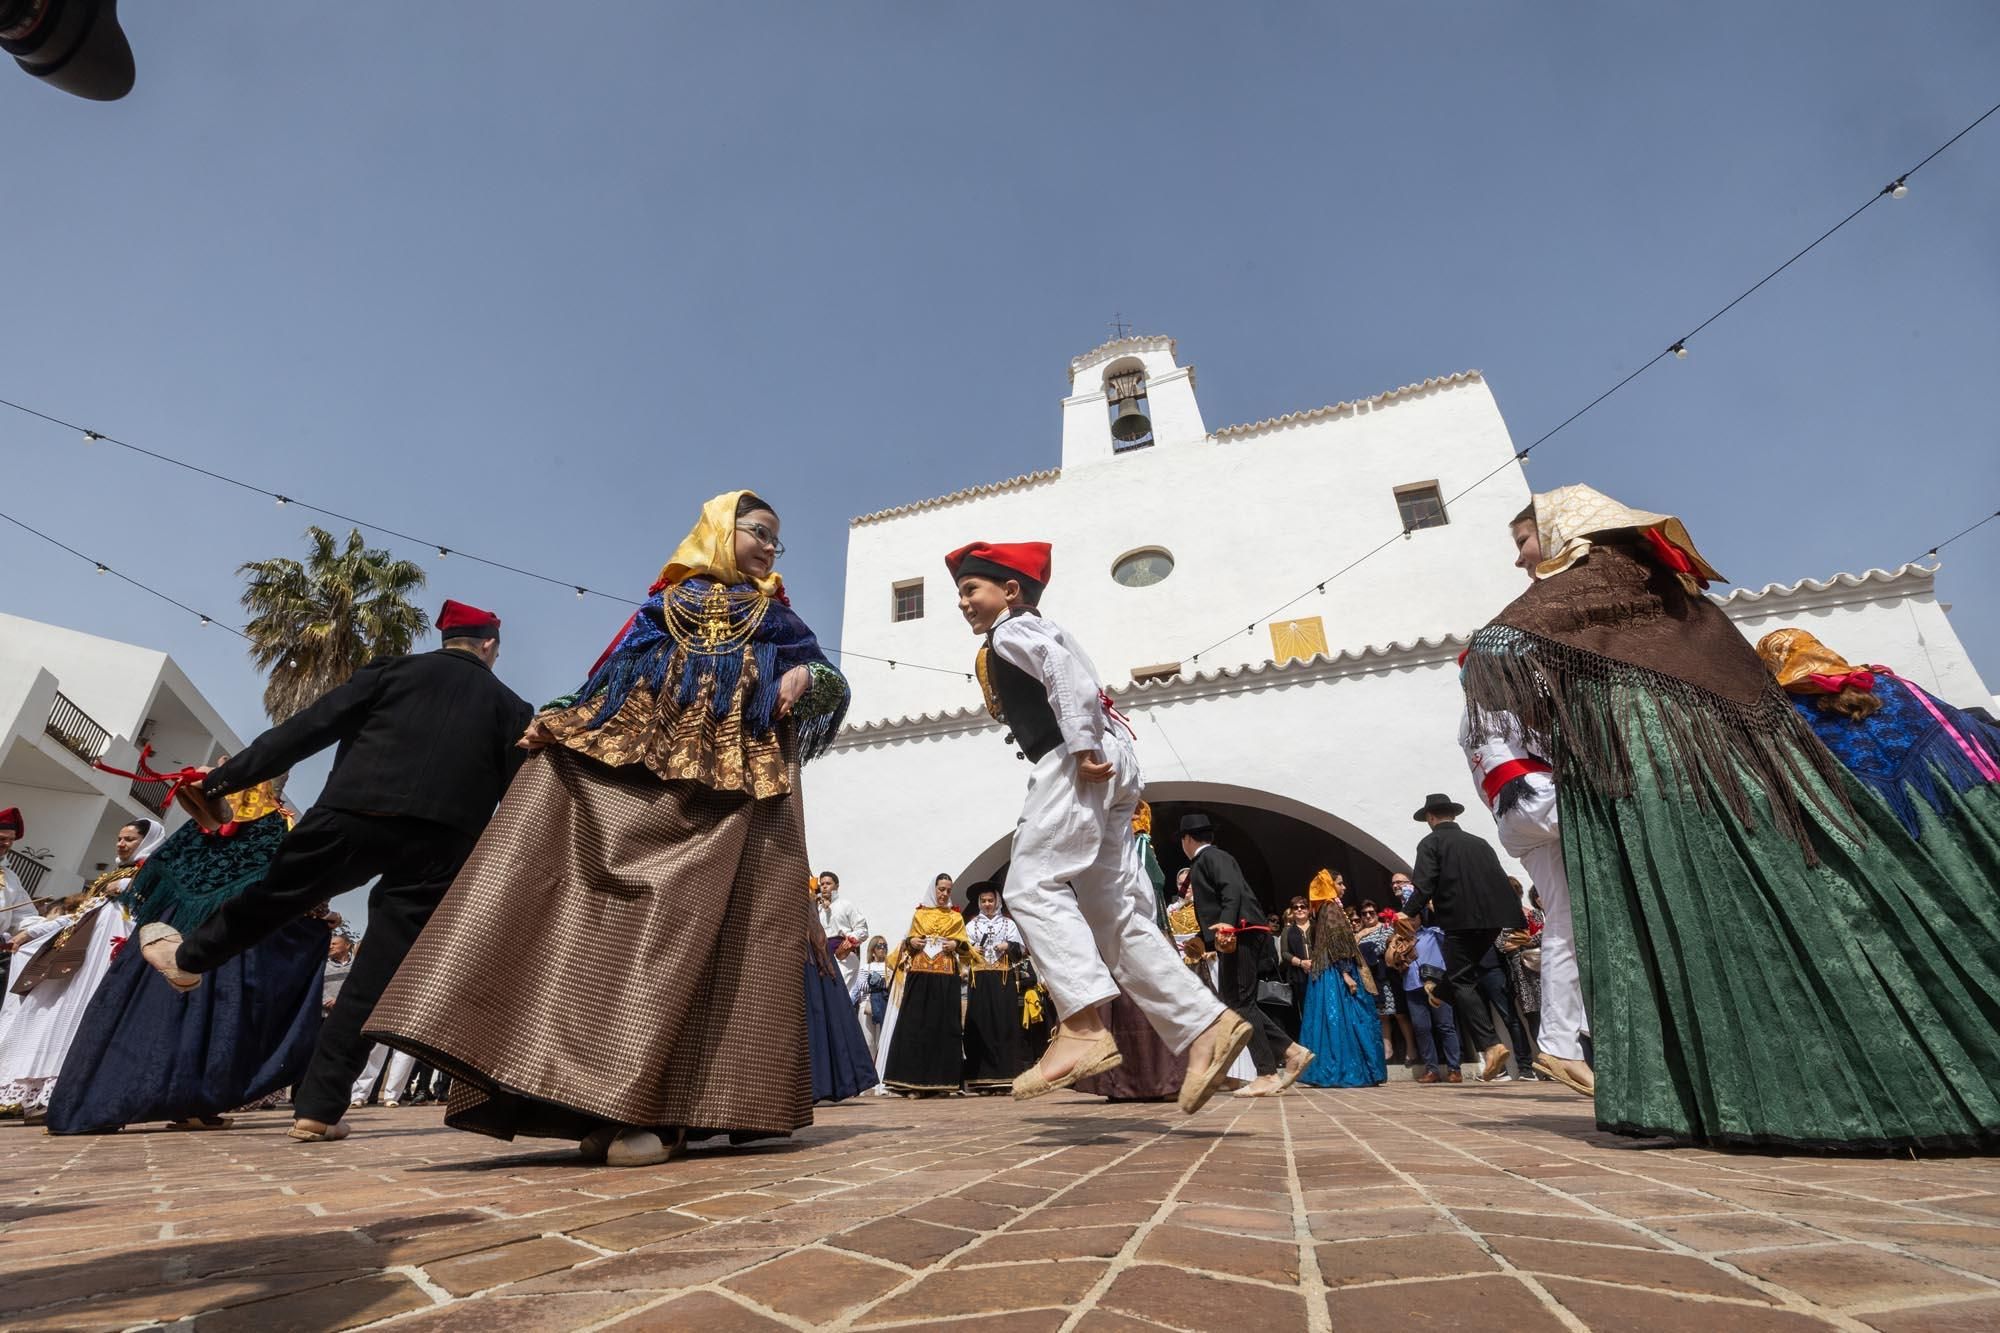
[1793,674,2000,838]
[571,578,849,764]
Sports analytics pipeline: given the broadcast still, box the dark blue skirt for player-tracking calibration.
[47,912,329,1133]
[805,948,877,1103]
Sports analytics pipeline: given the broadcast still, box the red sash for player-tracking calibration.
[1480,756,1551,808]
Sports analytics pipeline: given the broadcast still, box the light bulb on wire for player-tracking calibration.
[1670,341,1689,360]
[1888,177,1909,199]
[82,430,100,445]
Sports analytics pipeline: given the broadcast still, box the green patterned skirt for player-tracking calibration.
[1563,691,2000,1151]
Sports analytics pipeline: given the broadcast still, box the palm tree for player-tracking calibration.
[239,527,430,722]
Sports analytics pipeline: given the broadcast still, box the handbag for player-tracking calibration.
[1255,977,1294,1009]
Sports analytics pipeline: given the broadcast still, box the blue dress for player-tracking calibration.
[806,943,878,1103]
[48,815,328,1134]
[1789,674,2000,886]
[1298,960,1388,1088]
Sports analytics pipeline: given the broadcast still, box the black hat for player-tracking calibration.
[1179,812,1215,839]
[3,0,136,101]
[1412,793,1466,822]
[956,880,1003,912]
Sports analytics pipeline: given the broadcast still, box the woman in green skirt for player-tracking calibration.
[1461,485,2000,1151]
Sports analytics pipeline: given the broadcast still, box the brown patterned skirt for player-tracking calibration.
[364,747,812,1142]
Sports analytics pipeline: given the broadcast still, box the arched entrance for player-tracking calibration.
[954,781,1407,918]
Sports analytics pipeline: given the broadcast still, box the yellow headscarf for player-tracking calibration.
[1528,484,1723,594]
[1307,869,1342,906]
[1131,801,1153,837]
[1755,628,1869,695]
[656,491,785,597]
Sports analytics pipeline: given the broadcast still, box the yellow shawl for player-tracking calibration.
[656,491,785,597]
[1756,628,1866,695]
[889,903,970,973]
[1307,869,1342,905]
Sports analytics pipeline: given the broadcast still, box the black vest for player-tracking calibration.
[983,634,1064,762]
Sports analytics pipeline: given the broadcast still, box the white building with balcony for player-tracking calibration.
[804,334,1995,938]
[0,613,243,902]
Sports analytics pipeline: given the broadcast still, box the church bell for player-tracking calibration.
[1106,370,1153,446]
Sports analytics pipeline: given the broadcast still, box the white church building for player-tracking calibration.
[804,334,1992,938]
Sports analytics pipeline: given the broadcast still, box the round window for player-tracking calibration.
[1111,547,1175,588]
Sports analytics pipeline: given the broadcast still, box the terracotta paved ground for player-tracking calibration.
[5,1084,1999,1332]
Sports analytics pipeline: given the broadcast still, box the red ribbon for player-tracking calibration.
[1806,669,1876,694]
[1480,756,1552,807]
[92,745,206,812]
[1642,527,1709,588]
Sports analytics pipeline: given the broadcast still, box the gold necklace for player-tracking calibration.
[663,583,769,657]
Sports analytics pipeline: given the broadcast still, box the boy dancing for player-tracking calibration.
[947,541,1251,1113]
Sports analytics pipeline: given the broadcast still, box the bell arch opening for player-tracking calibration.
[954,781,1407,919]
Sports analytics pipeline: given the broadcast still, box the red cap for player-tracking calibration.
[437,599,501,641]
[0,807,20,836]
[945,542,1053,594]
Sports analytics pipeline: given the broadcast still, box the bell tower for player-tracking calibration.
[1061,334,1207,469]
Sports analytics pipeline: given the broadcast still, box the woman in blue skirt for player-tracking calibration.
[1297,900,1388,1088]
[49,785,328,1135]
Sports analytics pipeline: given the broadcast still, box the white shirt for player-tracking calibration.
[819,896,869,946]
[0,869,38,938]
[989,611,1108,757]
[967,911,1024,963]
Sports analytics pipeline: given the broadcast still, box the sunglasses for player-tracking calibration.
[736,521,785,557]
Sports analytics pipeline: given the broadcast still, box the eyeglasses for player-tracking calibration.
[736,522,784,557]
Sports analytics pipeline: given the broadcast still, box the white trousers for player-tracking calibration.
[1496,783,1588,1061]
[350,1045,417,1105]
[1004,734,1224,1054]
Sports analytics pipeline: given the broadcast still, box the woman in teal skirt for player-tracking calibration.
[1461,485,2000,1151]
[1297,901,1387,1088]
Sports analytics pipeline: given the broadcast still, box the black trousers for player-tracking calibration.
[1474,955,1533,1065]
[1438,928,1506,1055]
[176,808,475,1125]
[1216,933,1292,1076]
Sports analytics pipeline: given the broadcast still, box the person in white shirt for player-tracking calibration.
[946,540,1249,1114]
[0,809,39,941]
[815,871,868,999]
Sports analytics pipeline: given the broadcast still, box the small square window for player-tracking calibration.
[1395,482,1448,531]
[891,579,925,623]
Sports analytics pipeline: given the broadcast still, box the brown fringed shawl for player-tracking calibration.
[1461,540,1851,857]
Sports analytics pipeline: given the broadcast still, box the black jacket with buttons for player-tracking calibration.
[202,648,534,837]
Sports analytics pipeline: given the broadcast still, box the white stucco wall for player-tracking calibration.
[839,358,1527,727]
[805,562,1991,944]
[0,613,245,894]
[1718,565,1989,709]
[804,335,1993,943]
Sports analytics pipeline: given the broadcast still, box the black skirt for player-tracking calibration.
[962,968,1027,1090]
[883,970,962,1094]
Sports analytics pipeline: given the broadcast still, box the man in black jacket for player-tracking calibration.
[1402,793,1527,1083]
[1180,813,1310,1098]
[139,600,533,1141]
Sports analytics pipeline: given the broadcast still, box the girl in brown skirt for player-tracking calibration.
[367,491,849,1167]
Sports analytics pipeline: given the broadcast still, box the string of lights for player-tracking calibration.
[0,506,250,641]
[1911,507,2000,565]
[3,97,1994,686]
[1179,96,2000,668]
[0,501,977,681]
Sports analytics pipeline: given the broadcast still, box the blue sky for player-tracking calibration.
[5,5,1997,919]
